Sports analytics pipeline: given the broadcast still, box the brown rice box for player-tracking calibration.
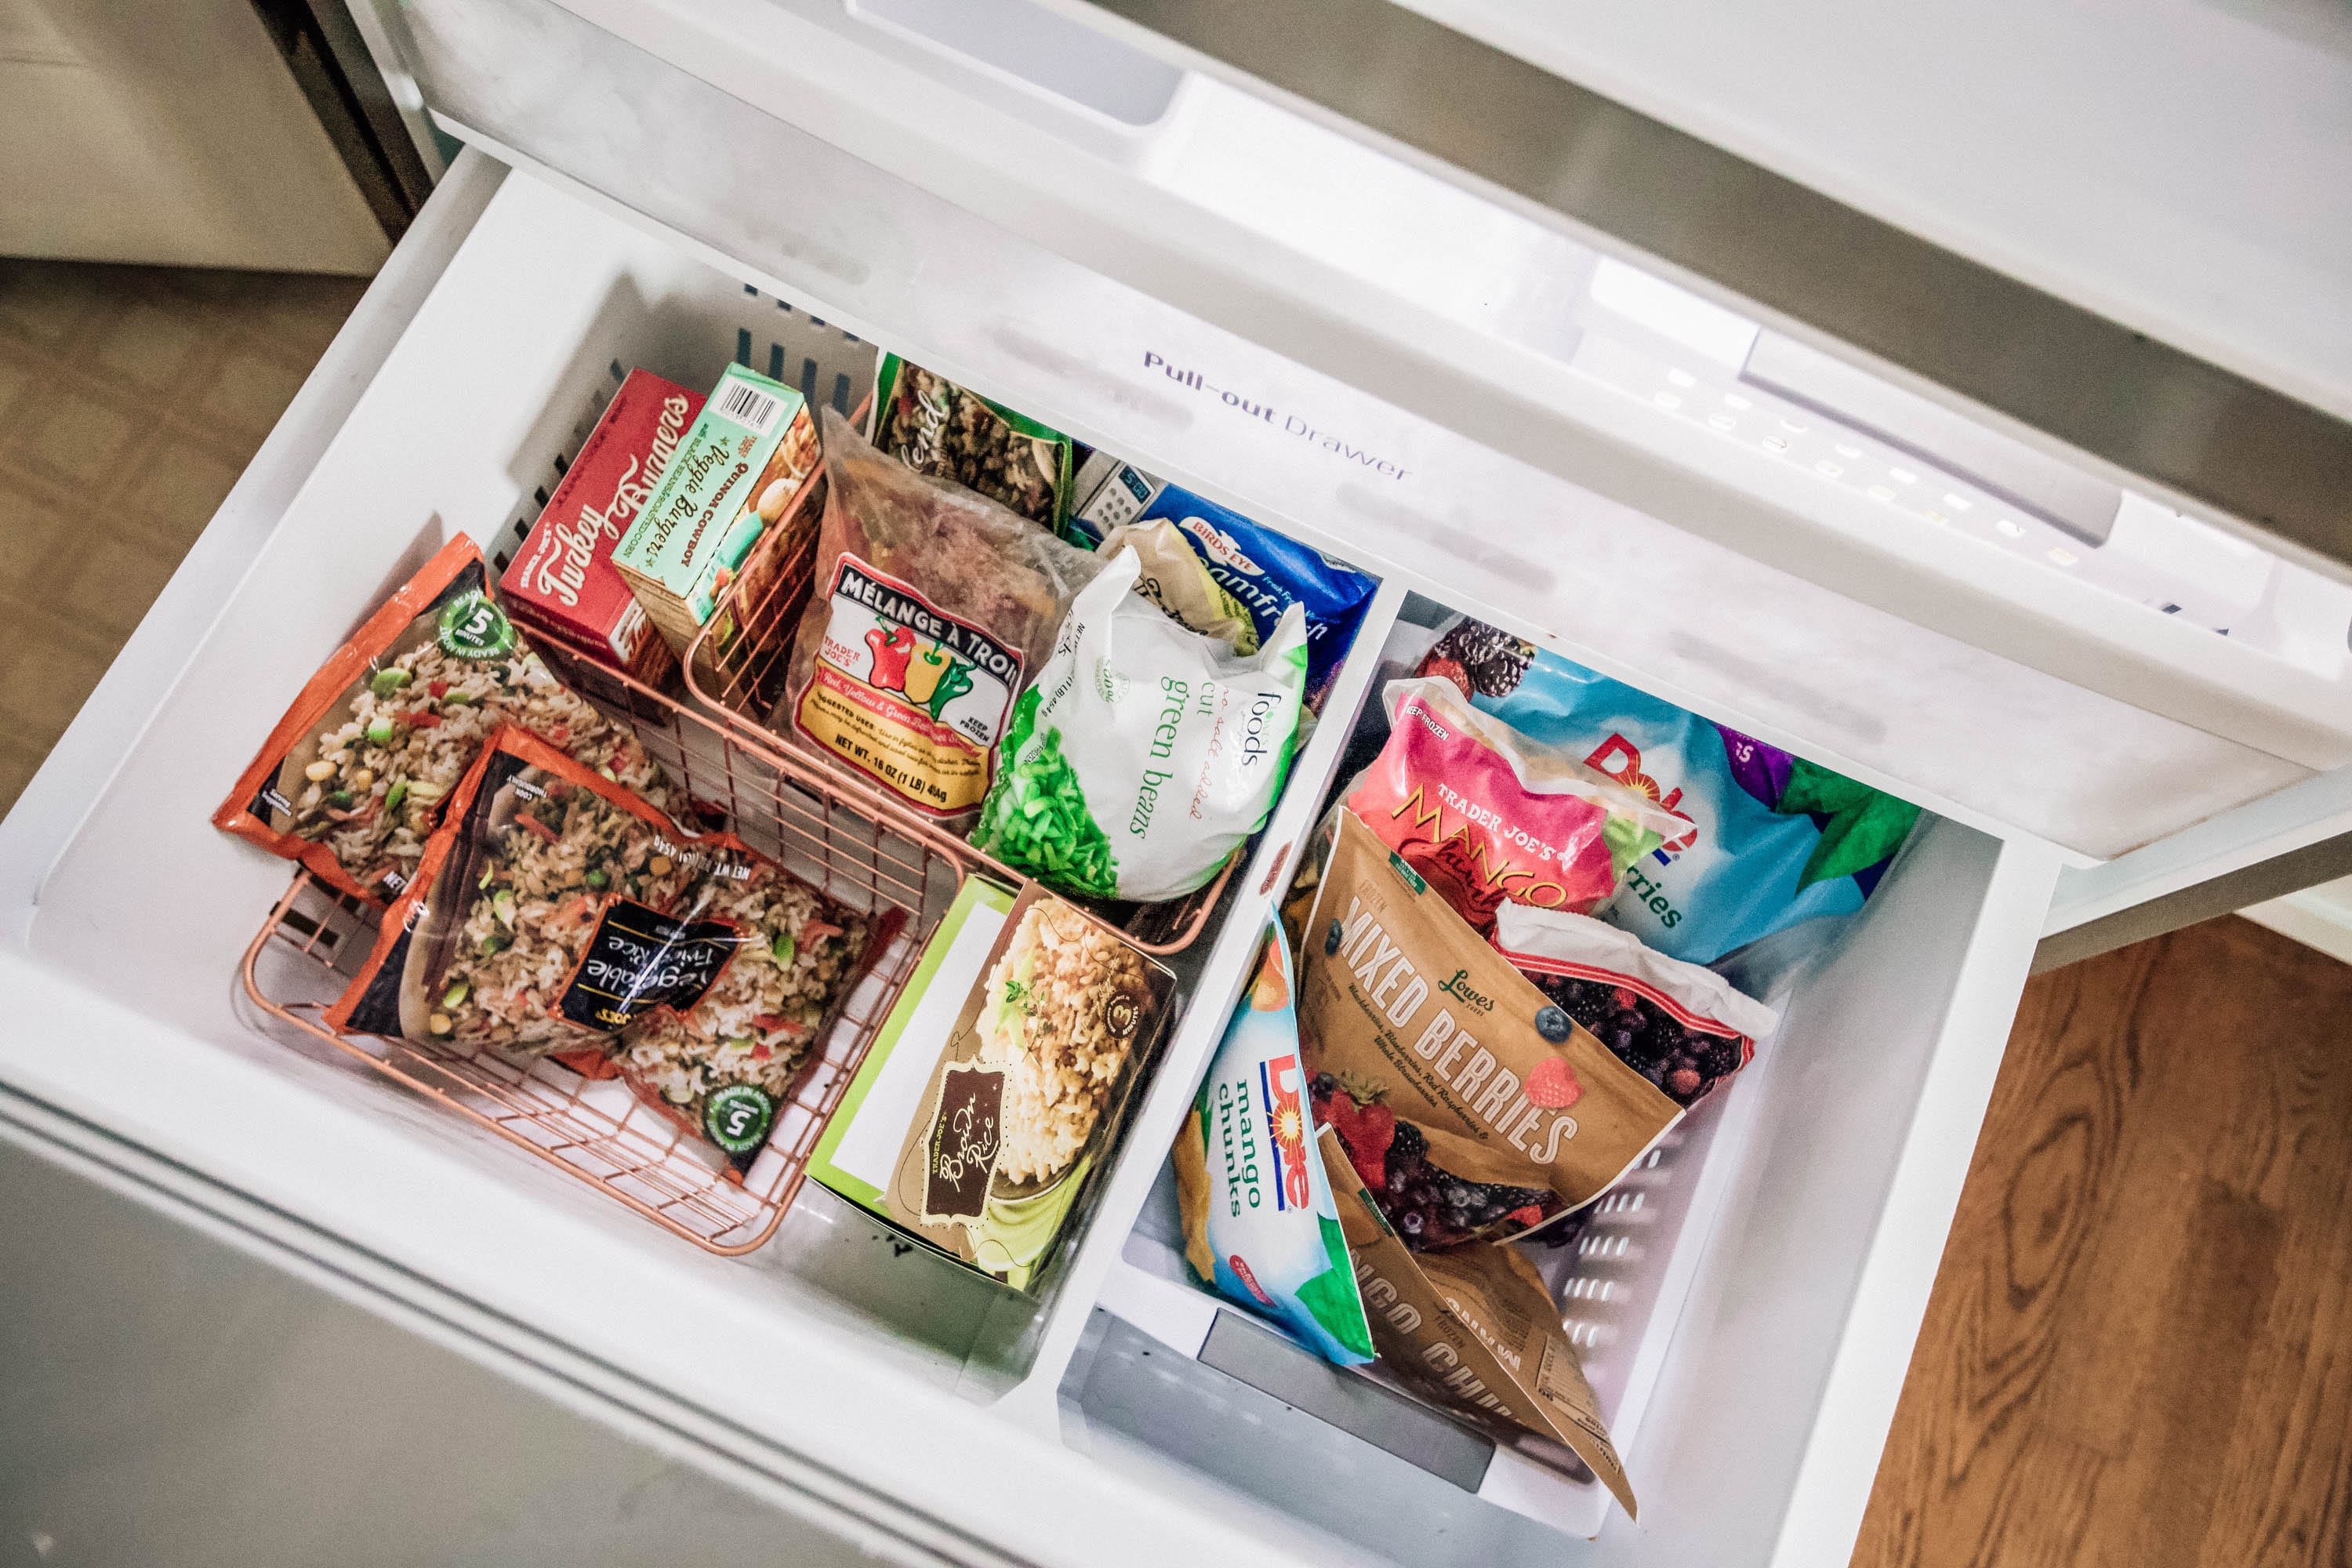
[1283,808,1682,1250]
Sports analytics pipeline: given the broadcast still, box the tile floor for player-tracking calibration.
[0,260,366,810]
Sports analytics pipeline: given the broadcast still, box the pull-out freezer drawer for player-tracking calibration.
[0,149,2060,1568]
[372,0,2352,872]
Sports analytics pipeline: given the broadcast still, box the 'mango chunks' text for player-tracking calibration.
[1286,809,1681,1249]
[1345,678,1686,938]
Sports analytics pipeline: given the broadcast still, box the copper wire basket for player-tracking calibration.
[237,503,985,1252]
[678,474,1236,956]
[236,455,1239,1255]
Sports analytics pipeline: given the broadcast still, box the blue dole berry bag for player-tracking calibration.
[1419,619,1922,964]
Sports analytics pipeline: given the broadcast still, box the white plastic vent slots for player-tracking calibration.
[492,289,876,578]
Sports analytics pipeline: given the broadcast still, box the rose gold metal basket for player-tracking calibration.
[679,472,1236,956]
[237,456,1240,1255]
[238,532,985,1252]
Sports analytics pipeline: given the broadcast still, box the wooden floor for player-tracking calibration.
[1855,914,2352,1566]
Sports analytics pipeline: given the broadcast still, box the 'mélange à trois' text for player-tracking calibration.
[1143,352,1409,481]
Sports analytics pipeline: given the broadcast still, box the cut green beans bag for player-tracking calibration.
[972,548,1308,903]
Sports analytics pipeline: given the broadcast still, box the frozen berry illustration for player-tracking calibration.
[1324,917,1345,956]
[1524,1055,1582,1109]
[1421,654,1473,698]
[1534,1004,1572,1043]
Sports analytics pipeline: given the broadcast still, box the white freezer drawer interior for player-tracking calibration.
[371,0,2351,866]
[0,162,2060,1567]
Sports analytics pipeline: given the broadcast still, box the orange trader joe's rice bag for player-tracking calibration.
[329,728,887,1168]
[215,535,687,906]
[1283,809,1682,1249]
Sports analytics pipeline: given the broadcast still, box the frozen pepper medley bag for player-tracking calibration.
[1174,924,1375,1367]
[215,535,687,906]
[329,729,887,1168]
[971,548,1308,903]
[1420,617,1922,964]
[782,411,1107,827]
[1344,677,1688,938]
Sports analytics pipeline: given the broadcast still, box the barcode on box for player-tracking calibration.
[717,379,782,434]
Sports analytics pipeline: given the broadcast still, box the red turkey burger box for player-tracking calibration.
[499,369,703,684]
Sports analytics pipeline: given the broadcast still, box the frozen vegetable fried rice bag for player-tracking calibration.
[782,411,1107,826]
[1284,810,1682,1249]
[1174,925,1374,1367]
[1494,902,1776,1109]
[216,535,685,905]
[1067,454,1377,699]
[970,548,1309,903]
[330,729,882,1167]
[1345,677,1688,938]
[1421,617,1922,963]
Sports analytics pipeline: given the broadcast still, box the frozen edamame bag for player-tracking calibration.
[1420,618,1922,964]
[1174,925,1374,1367]
[971,548,1308,903]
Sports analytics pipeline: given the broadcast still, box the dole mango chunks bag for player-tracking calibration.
[1419,617,1922,964]
[1174,923,1374,1367]
[1283,809,1682,1250]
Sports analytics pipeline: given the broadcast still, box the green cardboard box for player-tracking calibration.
[614,362,815,656]
[809,879,1174,1292]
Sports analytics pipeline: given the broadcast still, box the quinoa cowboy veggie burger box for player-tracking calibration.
[808,881,1175,1291]
[614,363,818,659]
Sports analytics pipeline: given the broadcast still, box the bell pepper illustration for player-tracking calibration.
[863,624,916,691]
[906,643,974,720]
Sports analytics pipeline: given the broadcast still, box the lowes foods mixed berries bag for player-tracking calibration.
[1283,809,1681,1249]
[1174,924,1375,1367]
[1493,902,1776,1109]
[1419,618,1922,964]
